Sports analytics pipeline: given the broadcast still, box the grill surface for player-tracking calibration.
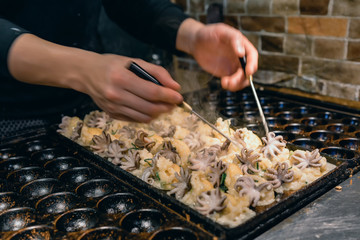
[0,87,358,239]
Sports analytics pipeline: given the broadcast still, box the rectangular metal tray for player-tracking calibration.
[55,129,350,239]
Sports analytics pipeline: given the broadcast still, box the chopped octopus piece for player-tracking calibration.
[261,132,286,159]
[265,162,294,188]
[70,121,83,141]
[233,129,247,147]
[86,111,110,129]
[158,141,180,164]
[189,147,218,172]
[91,131,111,154]
[168,167,192,199]
[234,176,272,207]
[184,132,203,151]
[149,121,163,132]
[150,121,176,138]
[134,130,156,150]
[236,148,261,174]
[184,114,200,131]
[159,125,176,138]
[291,149,323,170]
[221,139,231,152]
[121,150,140,171]
[106,140,127,165]
[57,116,71,134]
[141,153,159,184]
[118,126,136,139]
[196,188,227,216]
[208,161,227,188]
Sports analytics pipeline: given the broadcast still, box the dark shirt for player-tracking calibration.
[0,0,188,118]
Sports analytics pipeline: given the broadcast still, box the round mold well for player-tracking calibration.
[120,209,165,234]
[0,148,16,161]
[284,123,312,134]
[219,90,238,99]
[7,166,45,186]
[219,106,240,118]
[35,192,79,215]
[272,131,297,141]
[6,225,53,240]
[78,226,124,240]
[292,106,315,115]
[342,117,359,127]
[291,138,325,151]
[58,167,92,187]
[0,207,36,232]
[0,156,31,172]
[317,111,343,120]
[24,139,49,153]
[274,101,292,110]
[31,148,61,163]
[266,117,288,128]
[150,227,198,240]
[300,117,328,127]
[0,192,20,212]
[54,208,98,233]
[261,106,275,116]
[244,111,257,122]
[240,92,251,101]
[320,147,358,161]
[275,111,302,121]
[309,130,340,142]
[219,97,240,107]
[20,178,60,200]
[44,156,79,173]
[259,96,272,105]
[338,138,360,151]
[326,123,346,133]
[240,101,256,110]
[75,179,114,199]
[97,193,139,217]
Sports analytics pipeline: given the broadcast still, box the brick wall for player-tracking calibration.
[173,0,360,102]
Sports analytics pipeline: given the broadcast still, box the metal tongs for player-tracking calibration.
[128,61,244,150]
[239,57,269,136]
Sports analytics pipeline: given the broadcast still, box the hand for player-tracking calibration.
[8,34,183,122]
[176,19,258,92]
[81,55,183,122]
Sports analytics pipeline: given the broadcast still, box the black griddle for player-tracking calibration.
[0,87,358,240]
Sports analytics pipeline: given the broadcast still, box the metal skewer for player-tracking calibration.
[239,57,269,136]
[128,61,243,150]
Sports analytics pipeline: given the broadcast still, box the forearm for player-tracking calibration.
[7,33,98,93]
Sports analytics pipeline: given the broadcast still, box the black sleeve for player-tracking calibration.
[0,18,30,78]
[102,0,189,53]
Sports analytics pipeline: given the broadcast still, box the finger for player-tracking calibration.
[243,38,258,75]
[89,97,138,122]
[119,90,175,118]
[231,33,246,58]
[109,105,153,123]
[221,77,229,90]
[221,67,249,92]
[133,59,181,91]
[108,114,135,122]
[123,71,183,105]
